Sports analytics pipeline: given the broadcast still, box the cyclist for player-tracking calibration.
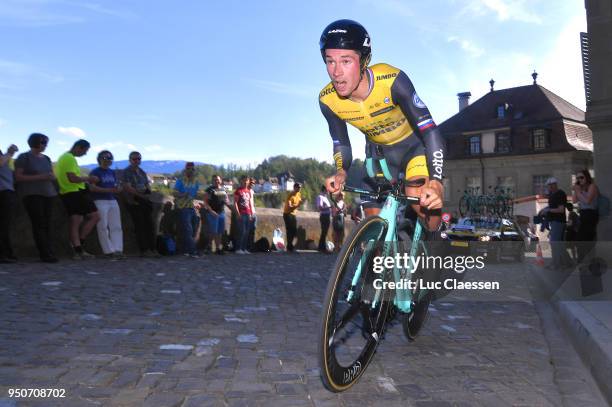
[320,19,445,231]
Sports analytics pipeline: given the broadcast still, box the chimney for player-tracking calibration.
[457,92,471,112]
[532,70,538,85]
[489,79,495,92]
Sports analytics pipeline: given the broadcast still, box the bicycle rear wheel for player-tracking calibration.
[319,216,391,392]
[397,220,432,341]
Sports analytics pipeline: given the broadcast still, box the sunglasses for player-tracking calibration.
[101,156,113,161]
[576,176,585,180]
[130,156,142,161]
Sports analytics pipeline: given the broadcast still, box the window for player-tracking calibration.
[465,135,481,155]
[496,176,515,196]
[497,105,505,118]
[466,176,481,195]
[533,175,550,196]
[533,129,548,150]
[496,133,511,153]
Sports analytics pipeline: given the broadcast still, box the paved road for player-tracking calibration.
[0,253,606,406]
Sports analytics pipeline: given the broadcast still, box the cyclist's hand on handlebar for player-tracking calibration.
[420,179,444,210]
[325,169,346,194]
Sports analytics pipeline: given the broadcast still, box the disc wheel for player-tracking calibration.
[319,216,392,392]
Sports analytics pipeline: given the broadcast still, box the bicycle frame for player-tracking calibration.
[343,184,425,314]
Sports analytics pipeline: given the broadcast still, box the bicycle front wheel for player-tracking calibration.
[319,216,391,392]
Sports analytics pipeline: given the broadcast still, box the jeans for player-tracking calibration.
[22,195,56,260]
[94,200,123,254]
[126,203,156,253]
[318,213,331,250]
[247,214,257,251]
[179,208,200,254]
[238,214,252,251]
[550,221,571,267]
[0,190,16,258]
[283,213,297,251]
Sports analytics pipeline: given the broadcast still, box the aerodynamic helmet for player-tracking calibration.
[319,19,371,71]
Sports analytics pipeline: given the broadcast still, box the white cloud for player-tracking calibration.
[464,0,542,24]
[57,126,86,138]
[538,14,587,110]
[447,36,485,58]
[56,140,68,146]
[91,141,133,153]
[144,144,162,152]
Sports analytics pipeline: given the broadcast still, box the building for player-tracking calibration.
[439,76,593,216]
[277,171,295,192]
[583,0,612,250]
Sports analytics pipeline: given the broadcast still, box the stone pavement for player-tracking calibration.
[527,249,612,404]
[0,253,607,406]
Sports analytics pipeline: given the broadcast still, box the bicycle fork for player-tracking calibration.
[345,197,422,314]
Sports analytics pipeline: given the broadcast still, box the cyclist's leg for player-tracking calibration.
[352,158,386,217]
[404,155,441,231]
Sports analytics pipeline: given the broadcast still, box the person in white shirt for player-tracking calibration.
[317,185,332,253]
[331,191,346,253]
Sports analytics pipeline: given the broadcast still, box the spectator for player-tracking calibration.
[331,191,346,253]
[122,151,159,257]
[316,185,332,252]
[544,177,572,270]
[0,143,19,263]
[14,133,58,263]
[233,176,253,254]
[247,177,257,252]
[565,204,579,262]
[89,150,124,259]
[55,139,100,259]
[572,169,600,264]
[205,174,229,255]
[174,162,201,257]
[283,182,302,252]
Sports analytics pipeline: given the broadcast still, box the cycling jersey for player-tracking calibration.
[319,63,445,182]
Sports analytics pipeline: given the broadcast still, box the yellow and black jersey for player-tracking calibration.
[319,63,445,181]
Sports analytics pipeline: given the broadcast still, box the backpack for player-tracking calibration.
[156,235,176,256]
[253,237,271,252]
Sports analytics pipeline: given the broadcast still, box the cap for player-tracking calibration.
[545,177,558,185]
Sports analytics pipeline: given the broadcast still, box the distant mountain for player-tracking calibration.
[82,160,204,174]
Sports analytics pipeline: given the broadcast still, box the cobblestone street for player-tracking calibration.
[0,253,606,406]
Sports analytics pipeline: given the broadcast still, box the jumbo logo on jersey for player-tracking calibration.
[412,92,426,109]
[376,73,397,81]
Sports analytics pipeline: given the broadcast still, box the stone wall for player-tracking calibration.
[9,195,353,258]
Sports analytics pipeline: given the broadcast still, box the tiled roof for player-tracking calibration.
[439,84,586,134]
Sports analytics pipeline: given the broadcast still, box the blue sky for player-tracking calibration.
[0,0,586,166]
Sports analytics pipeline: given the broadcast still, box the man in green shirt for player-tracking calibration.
[55,139,100,259]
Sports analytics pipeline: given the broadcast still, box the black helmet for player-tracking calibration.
[319,19,371,71]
